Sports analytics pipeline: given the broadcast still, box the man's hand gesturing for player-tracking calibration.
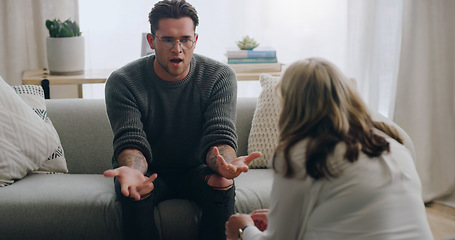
[207,145,261,179]
[104,166,157,201]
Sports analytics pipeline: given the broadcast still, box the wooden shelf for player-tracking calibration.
[22,69,114,98]
[22,69,113,85]
[22,67,283,98]
[235,71,281,81]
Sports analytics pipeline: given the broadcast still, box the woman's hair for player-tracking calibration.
[148,0,199,35]
[274,58,402,180]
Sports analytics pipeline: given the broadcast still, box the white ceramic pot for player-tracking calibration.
[46,36,85,75]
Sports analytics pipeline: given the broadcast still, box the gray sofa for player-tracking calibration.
[0,97,414,240]
[0,98,273,240]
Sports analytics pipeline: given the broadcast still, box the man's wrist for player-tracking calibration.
[238,224,252,240]
[216,144,236,164]
[118,149,148,174]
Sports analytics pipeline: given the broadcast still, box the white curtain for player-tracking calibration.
[346,0,403,119]
[0,0,78,86]
[347,0,455,206]
[394,0,455,204]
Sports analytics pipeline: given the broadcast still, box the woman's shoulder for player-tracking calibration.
[273,139,358,179]
[273,133,413,180]
[374,129,414,161]
[274,139,309,178]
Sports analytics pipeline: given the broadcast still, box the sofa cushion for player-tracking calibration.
[247,74,281,168]
[235,97,257,156]
[234,168,274,213]
[0,77,62,187]
[0,170,272,240]
[0,174,121,240]
[12,85,68,174]
[45,99,114,174]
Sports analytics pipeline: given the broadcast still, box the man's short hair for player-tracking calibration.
[148,0,199,35]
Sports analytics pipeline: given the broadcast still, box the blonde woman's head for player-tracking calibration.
[275,58,401,179]
[278,57,367,140]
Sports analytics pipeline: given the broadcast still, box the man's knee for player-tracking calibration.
[206,174,233,190]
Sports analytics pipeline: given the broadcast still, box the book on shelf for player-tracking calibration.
[229,62,282,73]
[228,57,277,64]
[226,47,276,59]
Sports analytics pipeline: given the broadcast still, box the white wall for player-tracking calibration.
[78,0,348,99]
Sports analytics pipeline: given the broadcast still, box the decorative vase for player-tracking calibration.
[46,36,85,75]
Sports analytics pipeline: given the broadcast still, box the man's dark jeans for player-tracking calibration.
[115,164,236,240]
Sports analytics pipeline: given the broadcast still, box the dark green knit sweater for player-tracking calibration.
[105,54,238,171]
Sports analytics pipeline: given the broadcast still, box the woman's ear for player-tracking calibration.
[146,33,155,49]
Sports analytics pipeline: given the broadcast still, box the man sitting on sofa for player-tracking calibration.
[103,0,261,239]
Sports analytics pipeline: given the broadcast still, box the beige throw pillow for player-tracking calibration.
[0,77,62,186]
[247,74,282,168]
[12,85,68,174]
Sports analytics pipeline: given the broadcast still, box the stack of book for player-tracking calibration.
[226,47,282,74]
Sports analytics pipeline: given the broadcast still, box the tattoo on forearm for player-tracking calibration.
[206,145,236,173]
[207,147,219,172]
[119,150,147,173]
[217,145,229,159]
[217,145,235,164]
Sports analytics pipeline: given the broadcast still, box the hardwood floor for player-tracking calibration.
[426,202,455,240]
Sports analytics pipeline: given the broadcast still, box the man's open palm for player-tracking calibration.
[104,166,157,201]
[212,147,262,178]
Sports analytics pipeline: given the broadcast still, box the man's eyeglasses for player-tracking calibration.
[153,34,196,50]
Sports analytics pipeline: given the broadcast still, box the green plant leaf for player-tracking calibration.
[45,18,81,37]
[71,21,81,36]
[59,28,73,37]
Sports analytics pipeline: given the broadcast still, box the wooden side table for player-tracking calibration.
[22,69,113,98]
[22,68,282,98]
[235,72,281,81]
[230,62,284,81]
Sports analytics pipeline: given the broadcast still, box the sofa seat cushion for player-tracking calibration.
[235,169,274,213]
[0,169,273,240]
[0,174,121,240]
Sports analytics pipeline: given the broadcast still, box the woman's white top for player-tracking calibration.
[244,135,433,240]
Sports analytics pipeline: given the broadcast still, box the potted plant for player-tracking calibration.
[237,35,259,50]
[45,18,84,75]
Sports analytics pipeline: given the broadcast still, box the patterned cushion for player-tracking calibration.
[11,85,68,174]
[0,77,63,186]
[247,74,282,168]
